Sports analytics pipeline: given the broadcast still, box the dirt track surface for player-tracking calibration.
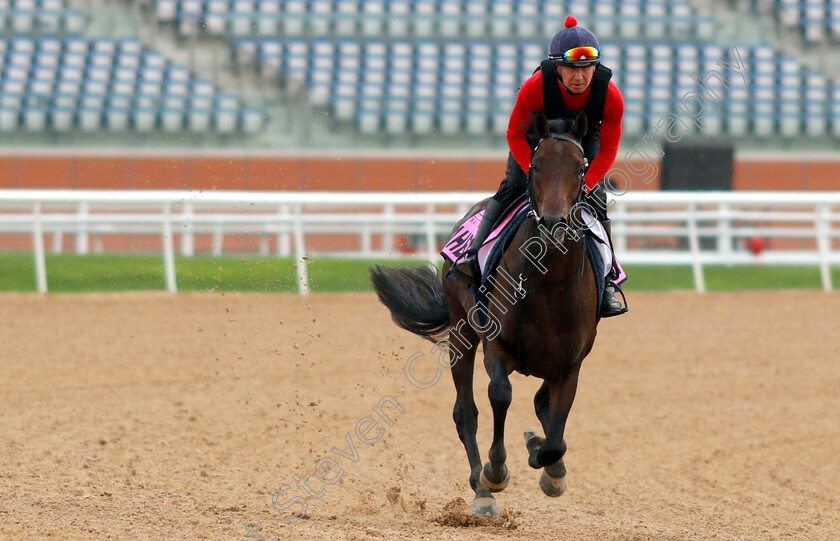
[1,290,838,540]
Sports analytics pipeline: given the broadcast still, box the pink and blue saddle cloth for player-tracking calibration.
[441,198,626,317]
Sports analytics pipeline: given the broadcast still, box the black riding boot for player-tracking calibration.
[452,198,506,285]
[599,218,627,317]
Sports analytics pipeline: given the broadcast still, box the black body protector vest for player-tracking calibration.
[526,61,612,165]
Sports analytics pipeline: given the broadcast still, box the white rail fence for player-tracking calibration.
[0,190,838,294]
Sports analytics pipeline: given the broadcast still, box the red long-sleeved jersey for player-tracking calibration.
[506,69,625,191]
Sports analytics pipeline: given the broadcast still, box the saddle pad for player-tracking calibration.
[440,199,528,272]
[580,208,627,284]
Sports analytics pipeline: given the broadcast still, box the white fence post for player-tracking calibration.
[717,203,732,266]
[212,224,223,256]
[277,204,290,257]
[293,203,309,295]
[425,203,437,265]
[52,226,63,254]
[75,202,89,254]
[361,224,372,256]
[32,202,47,294]
[162,203,177,293]
[816,204,833,292]
[383,203,395,253]
[181,202,194,256]
[687,203,706,293]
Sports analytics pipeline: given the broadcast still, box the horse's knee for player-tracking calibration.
[488,376,512,411]
[452,401,477,438]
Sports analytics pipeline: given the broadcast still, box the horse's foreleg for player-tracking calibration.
[529,381,567,465]
[480,356,511,494]
[526,381,567,496]
[527,364,581,495]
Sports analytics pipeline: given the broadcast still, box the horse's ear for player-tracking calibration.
[572,111,588,139]
[533,110,550,139]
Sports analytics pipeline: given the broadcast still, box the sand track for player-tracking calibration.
[1,291,838,540]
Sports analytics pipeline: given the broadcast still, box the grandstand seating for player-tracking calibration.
[746,0,840,44]
[0,0,831,141]
[135,0,835,141]
[0,35,264,134]
[0,0,87,35]
[232,36,836,139]
[147,0,716,43]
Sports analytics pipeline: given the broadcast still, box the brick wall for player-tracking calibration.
[0,154,836,191]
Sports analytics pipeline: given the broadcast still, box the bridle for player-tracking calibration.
[526,133,589,231]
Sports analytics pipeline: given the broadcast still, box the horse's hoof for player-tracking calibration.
[471,494,499,516]
[524,430,545,469]
[523,430,544,450]
[539,470,567,497]
[480,462,510,493]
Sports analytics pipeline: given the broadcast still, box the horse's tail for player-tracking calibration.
[370,264,450,342]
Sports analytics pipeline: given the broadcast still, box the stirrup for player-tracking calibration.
[600,283,628,318]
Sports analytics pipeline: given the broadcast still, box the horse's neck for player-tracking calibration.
[514,219,585,286]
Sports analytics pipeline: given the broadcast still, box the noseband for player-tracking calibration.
[526,133,589,229]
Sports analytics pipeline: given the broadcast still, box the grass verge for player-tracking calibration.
[0,252,836,293]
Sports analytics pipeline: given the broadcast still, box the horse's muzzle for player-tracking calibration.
[538,214,576,250]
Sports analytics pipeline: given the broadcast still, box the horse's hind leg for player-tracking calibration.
[448,322,497,516]
[480,354,512,495]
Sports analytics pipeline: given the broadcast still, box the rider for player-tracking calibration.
[452,15,626,317]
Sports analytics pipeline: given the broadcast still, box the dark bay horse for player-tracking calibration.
[371,111,598,516]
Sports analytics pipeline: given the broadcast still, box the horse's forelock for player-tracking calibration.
[546,118,574,137]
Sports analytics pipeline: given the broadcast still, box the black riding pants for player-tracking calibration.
[490,152,529,213]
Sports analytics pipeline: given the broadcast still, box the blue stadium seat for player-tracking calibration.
[105,105,130,132]
[22,104,47,131]
[187,106,212,133]
[156,0,178,24]
[49,106,73,133]
[412,0,435,40]
[804,111,827,137]
[437,0,462,40]
[360,0,385,38]
[411,82,436,136]
[0,105,18,131]
[213,106,238,135]
[204,0,229,36]
[254,0,280,37]
[489,0,516,40]
[78,106,102,132]
[777,111,801,137]
[132,107,157,132]
[335,0,359,38]
[386,0,410,38]
[160,107,183,132]
[644,3,667,40]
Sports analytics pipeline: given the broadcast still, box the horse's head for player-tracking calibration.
[528,110,588,241]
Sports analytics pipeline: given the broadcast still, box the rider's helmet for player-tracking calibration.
[548,16,601,67]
